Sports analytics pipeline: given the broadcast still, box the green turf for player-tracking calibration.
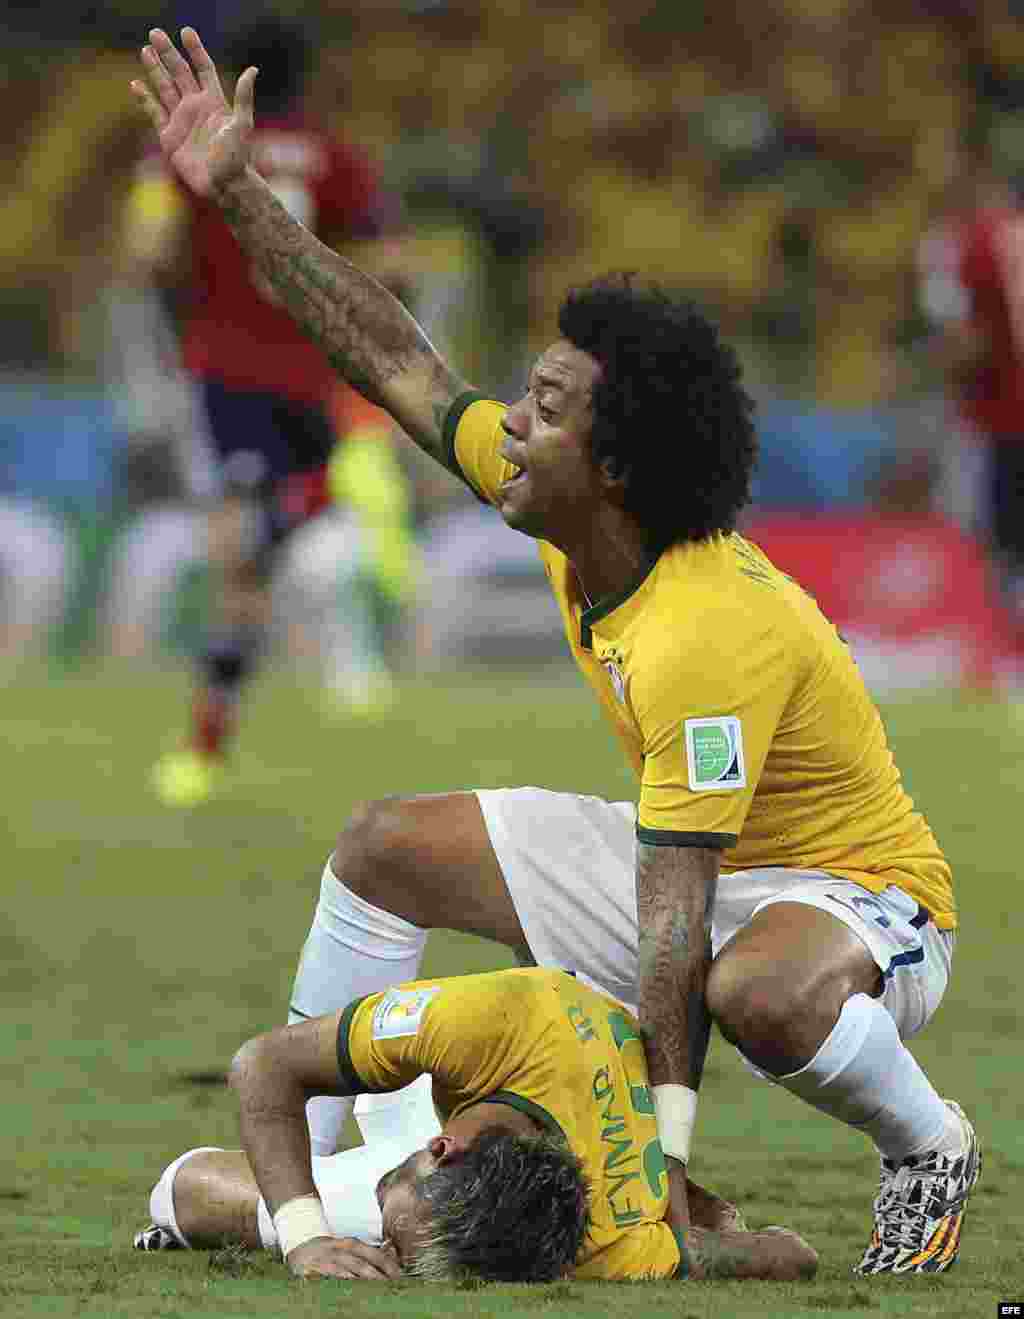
[2,667,1021,1318]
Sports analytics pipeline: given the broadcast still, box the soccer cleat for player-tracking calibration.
[133,1223,183,1251]
[854,1100,980,1275]
[150,748,223,808]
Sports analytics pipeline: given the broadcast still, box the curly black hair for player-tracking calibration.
[405,1127,591,1283]
[557,273,758,548]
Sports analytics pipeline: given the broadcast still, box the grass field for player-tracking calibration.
[2,664,1022,1318]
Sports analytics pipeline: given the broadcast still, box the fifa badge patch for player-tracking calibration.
[372,986,441,1040]
[684,716,746,791]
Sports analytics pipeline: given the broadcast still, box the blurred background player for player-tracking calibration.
[918,132,1024,661]
[142,11,412,806]
[283,381,421,717]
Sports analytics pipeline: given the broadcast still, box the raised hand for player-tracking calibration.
[131,27,256,198]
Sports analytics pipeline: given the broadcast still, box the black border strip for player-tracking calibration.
[442,390,499,503]
[636,827,737,849]
[335,995,371,1094]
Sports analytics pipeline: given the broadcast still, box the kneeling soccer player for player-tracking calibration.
[135,968,817,1283]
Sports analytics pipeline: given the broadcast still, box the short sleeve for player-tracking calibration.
[633,624,794,846]
[444,394,513,503]
[336,983,441,1094]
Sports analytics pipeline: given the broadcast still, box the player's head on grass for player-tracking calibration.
[498,273,757,554]
[377,1126,591,1283]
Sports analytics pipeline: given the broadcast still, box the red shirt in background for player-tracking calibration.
[178,113,396,408]
[922,204,1024,439]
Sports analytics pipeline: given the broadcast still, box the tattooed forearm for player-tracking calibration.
[678,1227,819,1282]
[215,168,465,466]
[680,1228,751,1280]
[635,843,717,1092]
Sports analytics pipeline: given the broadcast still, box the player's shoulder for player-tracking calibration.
[435,966,572,1004]
[632,534,809,682]
[653,533,794,619]
[478,967,590,1019]
[424,969,579,1049]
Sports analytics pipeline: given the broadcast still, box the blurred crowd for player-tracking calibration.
[2,0,1024,688]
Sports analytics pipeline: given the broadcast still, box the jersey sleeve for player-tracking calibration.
[336,972,541,1109]
[632,618,795,846]
[443,394,513,503]
[574,1221,683,1280]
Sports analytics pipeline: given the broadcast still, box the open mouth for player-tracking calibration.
[501,464,528,491]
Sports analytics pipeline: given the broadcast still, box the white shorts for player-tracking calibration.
[476,788,954,1043]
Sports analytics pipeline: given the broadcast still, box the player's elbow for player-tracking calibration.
[228,1032,275,1100]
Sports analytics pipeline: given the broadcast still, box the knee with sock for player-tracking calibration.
[148,1147,224,1247]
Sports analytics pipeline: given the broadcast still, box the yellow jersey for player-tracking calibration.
[337,967,684,1279]
[444,394,954,929]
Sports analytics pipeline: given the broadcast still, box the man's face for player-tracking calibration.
[375,1147,436,1267]
[498,340,605,543]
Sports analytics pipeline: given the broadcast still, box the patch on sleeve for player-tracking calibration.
[683,716,746,791]
[372,986,441,1040]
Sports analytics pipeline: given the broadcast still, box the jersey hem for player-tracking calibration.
[636,827,738,849]
[443,391,496,503]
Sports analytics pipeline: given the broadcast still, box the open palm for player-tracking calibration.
[132,27,257,198]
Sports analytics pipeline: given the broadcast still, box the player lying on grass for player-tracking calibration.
[135,968,817,1283]
[132,27,979,1277]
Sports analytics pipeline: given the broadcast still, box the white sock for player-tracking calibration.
[289,858,428,1155]
[765,993,960,1162]
[148,1147,224,1247]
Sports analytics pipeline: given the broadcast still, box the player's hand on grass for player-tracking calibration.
[285,1236,402,1280]
[132,27,255,199]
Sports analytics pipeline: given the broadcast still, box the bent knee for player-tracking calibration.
[334,797,434,905]
[706,956,851,1055]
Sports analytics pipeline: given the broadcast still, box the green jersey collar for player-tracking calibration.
[579,548,663,649]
